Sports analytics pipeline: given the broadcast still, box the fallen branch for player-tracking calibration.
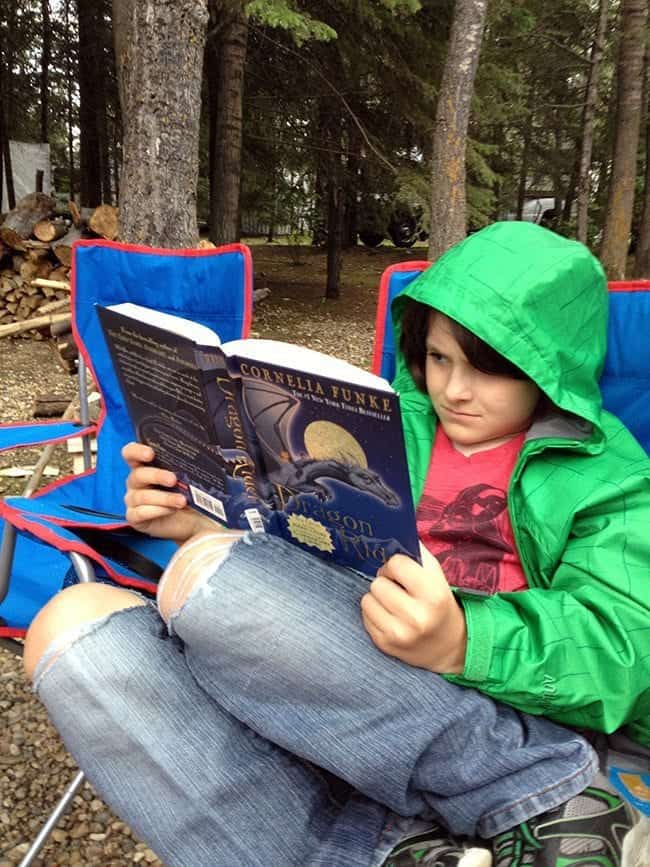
[38,298,70,316]
[0,311,71,338]
[30,277,70,291]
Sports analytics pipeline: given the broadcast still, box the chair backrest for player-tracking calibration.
[371,263,650,455]
[71,240,253,513]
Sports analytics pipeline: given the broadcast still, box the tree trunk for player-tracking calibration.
[576,0,609,244]
[427,0,489,261]
[0,28,16,211]
[64,0,75,201]
[516,111,533,221]
[112,0,208,247]
[633,44,650,276]
[0,101,15,212]
[208,0,248,245]
[600,0,648,279]
[77,0,104,207]
[319,92,344,298]
[325,170,344,300]
[40,0,51,142]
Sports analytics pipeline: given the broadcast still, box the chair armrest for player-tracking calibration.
[0,420,97,454]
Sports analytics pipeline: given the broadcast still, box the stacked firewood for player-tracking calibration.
[0,192,118,340]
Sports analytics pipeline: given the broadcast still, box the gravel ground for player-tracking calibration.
[0,290,376,866]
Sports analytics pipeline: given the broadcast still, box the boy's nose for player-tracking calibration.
[444,368,472,402]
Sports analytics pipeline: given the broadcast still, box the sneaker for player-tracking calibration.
[384,823,491,866]
[491,784,635,866]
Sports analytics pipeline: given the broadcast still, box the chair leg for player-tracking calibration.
[17,771,85,867]
[0,522,18,606]
[69,550,97,583]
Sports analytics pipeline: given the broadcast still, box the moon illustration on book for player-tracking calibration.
[304,420,368,468]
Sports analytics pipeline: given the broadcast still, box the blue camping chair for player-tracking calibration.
[0,239,252,866]
[371,262,650,456]
[0,240,253,642]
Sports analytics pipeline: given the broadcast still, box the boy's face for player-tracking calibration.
[424,312,540,455]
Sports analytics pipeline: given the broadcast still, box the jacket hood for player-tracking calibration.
[392,221,608,436]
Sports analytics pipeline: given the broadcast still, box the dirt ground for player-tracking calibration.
[0,241,426,866]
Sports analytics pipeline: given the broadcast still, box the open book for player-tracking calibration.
[97,302,420,577]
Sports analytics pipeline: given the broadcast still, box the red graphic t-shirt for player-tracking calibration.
[416,427,528,595]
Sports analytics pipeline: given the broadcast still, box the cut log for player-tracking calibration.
[33,218,69,243]
[33,394,73,418]
[0,192,56,248]
[50,265,69,282]
[31,277,70,292]
[88,204,119,240]
[69,200,83,228]
[39,298,69,316]
[0,311,71,338]
[36,260,54,279]
[19,259,41,282]
[57,337,78,361]
[26,247,51,262]
[23,239,52,250]
[52,226,83,266]
[50,315,72,336]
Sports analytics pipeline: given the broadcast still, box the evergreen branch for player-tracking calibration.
[250,24,398,174]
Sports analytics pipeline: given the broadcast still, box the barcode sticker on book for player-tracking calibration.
[244,508,266,534]
[189,485,226,521]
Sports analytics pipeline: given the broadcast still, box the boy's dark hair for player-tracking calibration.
[399,298,531,391]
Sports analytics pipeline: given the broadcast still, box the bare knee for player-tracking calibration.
[157,530,242,625]
[23,583,146,682]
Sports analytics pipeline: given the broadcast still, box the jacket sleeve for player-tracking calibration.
[444,464,650,745]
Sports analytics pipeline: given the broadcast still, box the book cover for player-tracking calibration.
[226,351,420,575]
[98,304,420,576]
[97,305,265,531]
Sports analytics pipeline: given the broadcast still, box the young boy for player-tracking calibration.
[24,222,650,866]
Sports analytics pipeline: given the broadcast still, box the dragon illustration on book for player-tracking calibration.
[239,378,400,507]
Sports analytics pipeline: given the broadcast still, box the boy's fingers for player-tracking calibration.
[380,552,447,598]
[360,591,391,638]
[126,465,177,491]
[369,574,411,617]
[125,487,186,510]
[126,504,178,525]
[122,441,155,467]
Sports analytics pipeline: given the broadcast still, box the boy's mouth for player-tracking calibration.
[441,405,480,418]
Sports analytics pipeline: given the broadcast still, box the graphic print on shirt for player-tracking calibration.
[416,484,513,594]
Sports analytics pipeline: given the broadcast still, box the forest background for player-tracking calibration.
[1,0,649,294]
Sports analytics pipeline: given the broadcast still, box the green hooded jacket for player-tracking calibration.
[391,221,650,748]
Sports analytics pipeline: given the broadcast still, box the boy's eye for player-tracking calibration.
[427,352,445,363]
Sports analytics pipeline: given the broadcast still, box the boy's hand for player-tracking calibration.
[122,442,214,544]
[360,546,467,674]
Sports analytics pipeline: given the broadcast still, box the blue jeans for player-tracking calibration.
[34,533,597,867]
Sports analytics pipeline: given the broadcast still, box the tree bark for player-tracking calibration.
[0,27,15,211]
[427,0,489,261]
[576,0,609,244]
[208,0,248,245]
[325,169,344,300]
[112,0,208,247]
[633,43,650,276]
[64,0,76,201]
[516,97,534,221]
[600,0,648,279]
[40,0,51,142]
[77,0,105,207]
